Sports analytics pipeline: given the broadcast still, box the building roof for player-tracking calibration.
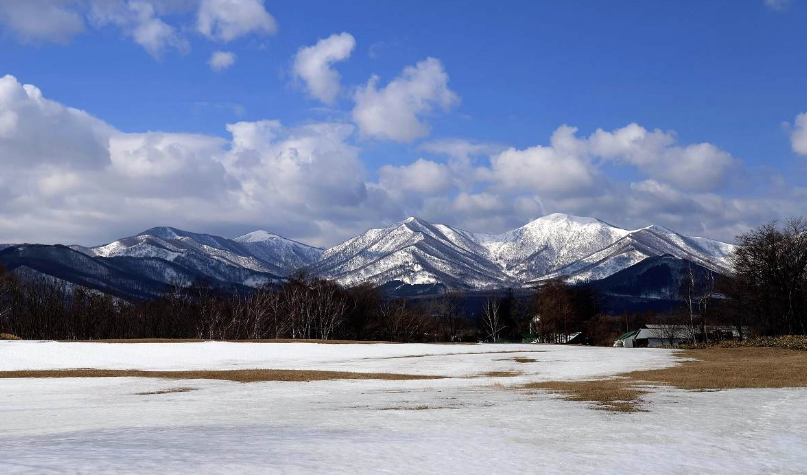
[615,330,640,341]
[635,326,691,340]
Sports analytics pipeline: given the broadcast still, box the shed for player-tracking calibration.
[616,325,692,348]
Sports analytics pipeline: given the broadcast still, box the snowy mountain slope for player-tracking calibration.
[312,217,508,288]
[474,213,630,281]
[314,214,734,289]
[85,227,321,279]
[0,244,169,300]
[0,243,280,299]
[542,225,735,283]
[233,231,323,276]
[90,227,275,273]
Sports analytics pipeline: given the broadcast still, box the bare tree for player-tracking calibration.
[732,218,807,335]
[698,270,716,343]
[311,279,348,340]
[683,264,698,345]
[482,293,504,342]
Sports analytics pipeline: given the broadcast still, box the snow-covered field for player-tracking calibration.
[1,341,806,474]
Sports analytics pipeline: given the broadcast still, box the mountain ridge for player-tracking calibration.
[0,214,735,296]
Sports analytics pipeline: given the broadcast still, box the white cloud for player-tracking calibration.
[352,57,460,142]
[790,112,807,155]
[0,74,379,246]
[494,123,737,192]
[224,120,366,208]
[1,1,275,57]
[292,32,355,105]
[208,51,236,71]
[0,0,85,44]
[89,1,189,58]
[378,158,454,195]
[420,139,504,161]
[197,0,276,42]
[483,126,602,195]
[764,0,791,11]
[0,75,113,169]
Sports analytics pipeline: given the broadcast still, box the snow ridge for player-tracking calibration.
[75,214,735,290]
[314,213,735,288]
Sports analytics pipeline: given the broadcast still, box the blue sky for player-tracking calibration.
[0,0,806,246]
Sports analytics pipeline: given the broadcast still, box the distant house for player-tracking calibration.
[614,325,691,348]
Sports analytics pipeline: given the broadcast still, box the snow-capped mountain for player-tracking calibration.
[313,213,735,288]
[73,226,322,287]
[3,214,735,298]
[311,217,508,289]
[475,214,631,282]
[233,231,324,276]
[544,224,735,283]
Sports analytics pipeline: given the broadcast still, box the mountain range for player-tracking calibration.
[0,214,735,300]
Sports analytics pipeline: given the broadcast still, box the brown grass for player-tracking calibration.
[525,378,649,412]
[0,368,443,382]
[627,348,807,390]
[512,357,537,363]
[479,370,522,378]
[0,333,20,340]
[523,347,807,413]
[135,387,197,395]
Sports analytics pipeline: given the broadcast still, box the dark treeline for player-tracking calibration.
[0,267,616,344]
[0,271,485,342]
[725,218,807,336]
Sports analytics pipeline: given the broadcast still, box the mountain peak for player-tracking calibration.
[138,226,185,240]
[236,230,282,243]
[401,216,428,225]
[531,213,608,226]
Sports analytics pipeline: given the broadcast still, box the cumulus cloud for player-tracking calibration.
[223,120,367,208]
[197,0,276,42]
[292,32,355,105]
[0,0,85,44]
[378,158,454,195]
[587,123,736,190]
[790,112,807,155]
[382,123,751,240]
[90,1,189,58]
[0,75,113,169]
[208,51,236,71]
[352,57,460,142]
[478,123,736,195]
[482,126,603,195]
[0,1,274,58]
[0,75,379,246]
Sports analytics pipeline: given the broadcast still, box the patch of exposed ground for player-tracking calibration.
[524,347,807,413]
[135,387,197,396]
[378,404,460,411]
[373,350,545,360]
[478,370,523,378]
[0,369,443,382]
[511,357,537,363]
